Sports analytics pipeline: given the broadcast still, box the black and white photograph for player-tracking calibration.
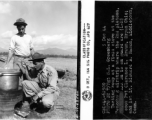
[0,1,79,119]
[3,0,152,120]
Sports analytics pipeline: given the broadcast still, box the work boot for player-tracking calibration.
[14,101,31,118]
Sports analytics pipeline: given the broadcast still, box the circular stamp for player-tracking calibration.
[82,90,92,101]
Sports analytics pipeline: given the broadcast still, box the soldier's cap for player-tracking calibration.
[29,52,46,61]
[14,18,27,26]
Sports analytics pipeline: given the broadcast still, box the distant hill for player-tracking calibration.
[37,48,77,56]
[0,47,77,56]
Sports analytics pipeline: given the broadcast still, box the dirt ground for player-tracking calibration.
[0,57,77,119]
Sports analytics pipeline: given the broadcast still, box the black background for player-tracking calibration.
[94,2,152,119]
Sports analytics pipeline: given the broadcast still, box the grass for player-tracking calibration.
[41,79,77,119]
[45,58,77,74]
[43,58,77,119]
[0,57,77,119]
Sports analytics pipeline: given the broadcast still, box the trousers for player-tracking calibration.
[13,55,32,87]
[22,80,60,108]
[13,55,31,70]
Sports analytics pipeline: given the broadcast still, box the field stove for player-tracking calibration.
[0,90,23,118]
[0,69,23,118]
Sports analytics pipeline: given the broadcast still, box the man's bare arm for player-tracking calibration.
[17,62,37,81]
[5,50,14,66]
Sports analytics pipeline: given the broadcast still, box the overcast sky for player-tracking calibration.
[0,1,78,50]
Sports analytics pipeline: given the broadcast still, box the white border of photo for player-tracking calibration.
[80,0,94,120]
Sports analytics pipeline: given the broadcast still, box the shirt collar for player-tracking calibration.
[39,64,47,75]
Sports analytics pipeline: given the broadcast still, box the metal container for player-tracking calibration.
[0,90,23,118]
[0,69,21,91]
[0,69,22,118]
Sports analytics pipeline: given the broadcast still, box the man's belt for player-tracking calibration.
[14,55,30,59]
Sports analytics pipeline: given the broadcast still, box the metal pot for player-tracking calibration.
[0,69,21,91]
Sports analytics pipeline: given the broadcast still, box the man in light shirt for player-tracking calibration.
[5,18,35,70]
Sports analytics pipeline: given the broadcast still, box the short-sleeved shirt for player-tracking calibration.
[9,34,33,57]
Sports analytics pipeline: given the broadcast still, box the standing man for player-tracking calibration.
[16,52,60,117]
[5,18,35,70]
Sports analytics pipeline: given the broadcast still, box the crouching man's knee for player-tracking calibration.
[41,92,59,108]
[21,80,29,88]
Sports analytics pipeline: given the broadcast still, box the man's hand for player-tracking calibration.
[32,95,38,103]
[4,63,9,69]
[21,61,27,69]
[37,91,45,98]
[16,62,26,74]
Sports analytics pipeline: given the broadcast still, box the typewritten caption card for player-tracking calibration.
[92,1,152,120]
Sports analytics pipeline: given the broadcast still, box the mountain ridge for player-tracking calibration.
[0,47,77,56]
[38,48,77,56]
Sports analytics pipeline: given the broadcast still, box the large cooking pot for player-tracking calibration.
[0,69,21,91]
